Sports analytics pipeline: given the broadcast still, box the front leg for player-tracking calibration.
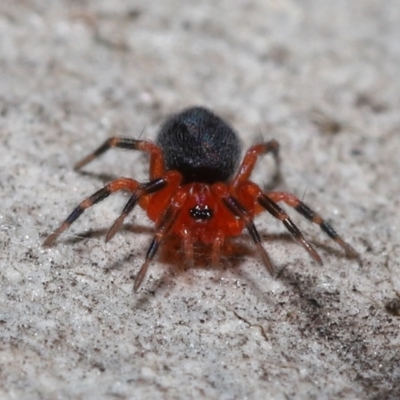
[44,178,139,246]
[134,189,188,291]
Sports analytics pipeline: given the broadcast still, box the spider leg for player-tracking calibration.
[258,194,323,264]
[232,140,280,188]
[134,190,187,291]
[74,137,165,179]
[44,178,139,246]
[105,177,167,243]
[181,228,194,267]
[266,192,358,257]
[180,229,224,268]
[222,194,275,274]
[211,230,225,267]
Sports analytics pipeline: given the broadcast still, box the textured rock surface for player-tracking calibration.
[1,1,399,399]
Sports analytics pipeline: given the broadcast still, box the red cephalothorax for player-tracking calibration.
[44,106,358,290]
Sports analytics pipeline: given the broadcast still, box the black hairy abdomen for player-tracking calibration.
[157,107,242,184]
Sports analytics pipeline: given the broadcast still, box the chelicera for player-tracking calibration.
[44,106,357,290]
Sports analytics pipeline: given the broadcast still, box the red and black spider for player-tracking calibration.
[44,106,357,290]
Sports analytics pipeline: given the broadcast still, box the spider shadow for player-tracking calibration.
[76,170,119,185]
[272,236,360,306]
[131,232,314,305]
[312,239,361,265]
[130,235,265,307]
[62,223,154,246]
[62,224,356,307]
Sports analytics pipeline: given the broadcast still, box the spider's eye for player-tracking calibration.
[189,205,213,221]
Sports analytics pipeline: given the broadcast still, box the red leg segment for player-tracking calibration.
[134,189,188,291]
[180,227,194,267]
[232,140,280,188]
[211,230,225,267]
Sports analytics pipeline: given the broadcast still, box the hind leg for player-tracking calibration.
[74,137,165,179]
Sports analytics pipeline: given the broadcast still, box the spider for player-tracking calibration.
[44,106,358,290]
